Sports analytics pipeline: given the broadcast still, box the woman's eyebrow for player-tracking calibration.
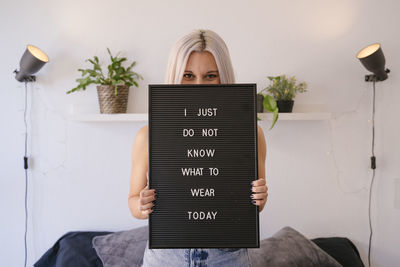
[183,70,218,73]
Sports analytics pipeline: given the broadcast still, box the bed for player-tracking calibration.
[33,225,364,267]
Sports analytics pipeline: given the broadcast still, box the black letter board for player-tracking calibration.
[148,84,259,249]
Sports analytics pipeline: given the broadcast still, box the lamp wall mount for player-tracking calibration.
[13,69,36,82]
[364,68,391,82]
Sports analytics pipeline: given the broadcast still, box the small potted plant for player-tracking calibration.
[67,48,143,114]
[260,75,307,113]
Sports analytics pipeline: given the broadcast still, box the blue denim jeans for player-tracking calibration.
[141,240,252,267]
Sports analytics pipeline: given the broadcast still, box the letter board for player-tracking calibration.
[148,84,259,248]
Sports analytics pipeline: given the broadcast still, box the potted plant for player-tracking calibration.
[67,48,143,114]
[260,75,307,113]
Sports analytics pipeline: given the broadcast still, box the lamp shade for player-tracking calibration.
[356,43,388,81]
[15,45,49,82]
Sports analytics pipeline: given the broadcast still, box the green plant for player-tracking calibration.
[67,48,143,95]
[257,94,279,130]
[261,75,307,101]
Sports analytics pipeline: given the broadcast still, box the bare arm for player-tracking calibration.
[252,125,268,212]
[128,125,156,220]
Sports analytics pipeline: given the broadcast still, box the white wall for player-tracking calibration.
[1,0,399,266]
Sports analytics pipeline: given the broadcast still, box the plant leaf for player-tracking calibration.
[269,110,279,130]
[263,95,277,111]
[261,95,279,130]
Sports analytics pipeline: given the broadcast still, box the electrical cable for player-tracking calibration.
[20,80,69,266]
[368,80,376,267]
[23,80,29,267]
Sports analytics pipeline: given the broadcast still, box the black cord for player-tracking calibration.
[23,81,29,267]
[368,80,376,267]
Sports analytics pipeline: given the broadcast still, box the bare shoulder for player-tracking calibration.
[257,125,264,134]
[257,125,266,157]
[257,125,266,142]
[131,125,148,157]
[134,125,148,145]
[138,125,148,139]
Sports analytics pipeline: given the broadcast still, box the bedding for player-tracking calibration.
[34,231,111,267]
[34,226,364,267]
[312,237,364,267]
[247,226,341,266]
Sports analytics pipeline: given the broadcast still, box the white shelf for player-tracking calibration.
[257,112,331,121]
[68,112,331,122]
[68,113,148,122]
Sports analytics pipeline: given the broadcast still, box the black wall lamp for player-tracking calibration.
[14,44,49,267]
[357,43,390,82]
[14,44,49,82]
[356,42,390,267]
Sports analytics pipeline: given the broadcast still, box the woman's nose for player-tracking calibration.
[195,78,205,84]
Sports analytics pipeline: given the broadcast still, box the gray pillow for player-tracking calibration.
[92,225,341,267]
[92,225,148,267]
[249,226,342,267]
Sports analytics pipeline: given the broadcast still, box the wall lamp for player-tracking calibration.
[14,44,49,82]
[357,43,390,82]
[356,42,391,267]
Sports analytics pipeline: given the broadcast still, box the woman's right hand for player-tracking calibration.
[139,171,156,216]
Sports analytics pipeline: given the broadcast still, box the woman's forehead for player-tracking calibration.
[185,51,218,72]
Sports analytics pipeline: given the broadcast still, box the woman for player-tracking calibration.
[128,29,268,267]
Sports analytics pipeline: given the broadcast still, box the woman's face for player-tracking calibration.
[181,51,221,84]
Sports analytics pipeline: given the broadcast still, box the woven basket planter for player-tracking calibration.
[96,85,129,114]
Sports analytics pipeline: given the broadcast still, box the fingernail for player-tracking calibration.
[251,181,254,185]
[251,200,256,204]
[250,194,254,199]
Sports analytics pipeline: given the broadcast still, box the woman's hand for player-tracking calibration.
[251,178,268,210]
[139,171,156,216]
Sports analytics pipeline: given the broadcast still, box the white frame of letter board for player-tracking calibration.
[148,83,259,249]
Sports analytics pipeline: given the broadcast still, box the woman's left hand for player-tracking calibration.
[251,178,268,209]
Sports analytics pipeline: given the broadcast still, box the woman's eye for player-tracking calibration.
[183,73,193,79]
[207,74,217,79]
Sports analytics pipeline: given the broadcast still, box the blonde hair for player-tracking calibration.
[164,29,235,84]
